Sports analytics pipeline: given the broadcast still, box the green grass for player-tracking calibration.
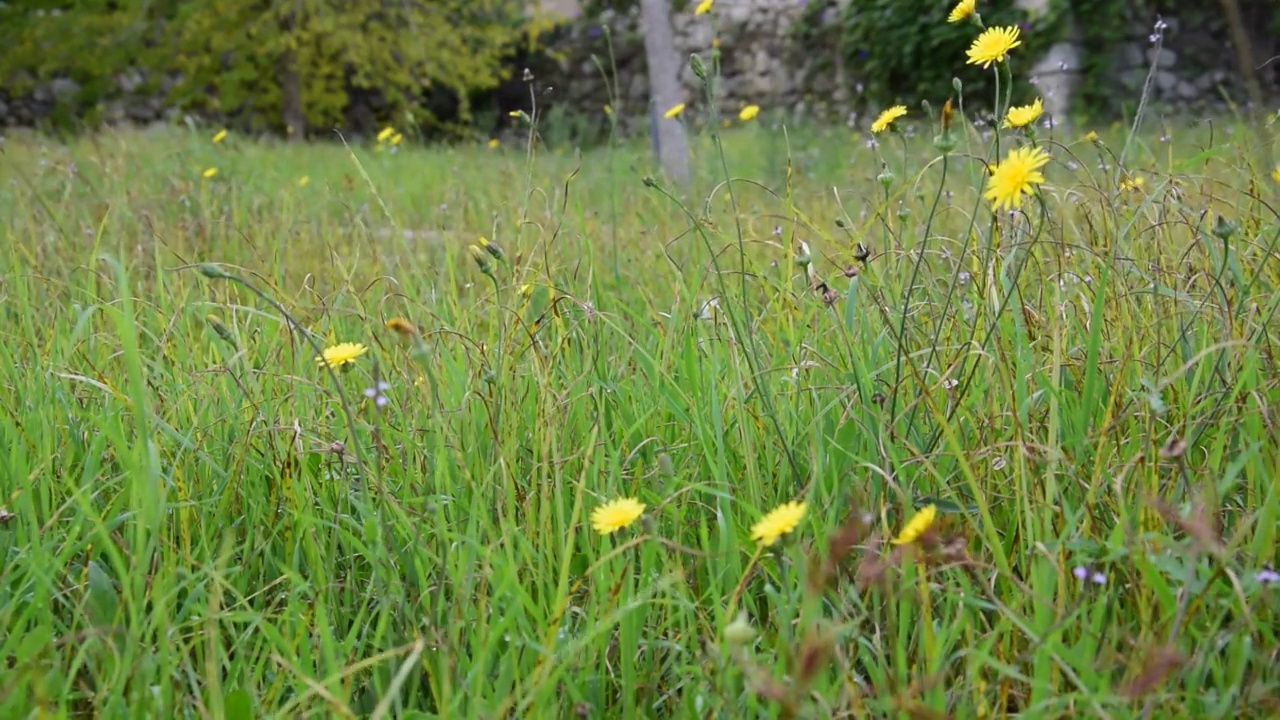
[1,101,1279,719]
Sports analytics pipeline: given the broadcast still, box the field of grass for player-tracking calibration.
[2,94,1280,718]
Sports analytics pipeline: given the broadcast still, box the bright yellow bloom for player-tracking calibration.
[694,0,713,15]
[871,105,907,134]
[591,498,646,535]
[947,0,976,23]
[212,129,228,143]
[1119,175,1145,192]
[488,138,500,149]
[315,342,368,369]
[751,501,807,546]
[1004,98,1043,128]
[664,103,686,119]
[966,25,1022,69]
[202,167,218,179]
[298,175,310,187]
[376,126,394,143]
[1272,166,1280,183]
[984,145,1050,211]
[1084,130,1099,143]
[739,104,760,121]
[892,504,937,545]
[390,132,403,146]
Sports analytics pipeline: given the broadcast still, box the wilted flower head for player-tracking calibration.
[385,317,418,337]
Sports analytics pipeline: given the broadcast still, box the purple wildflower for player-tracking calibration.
[1256,568,1280,585]
[363,381,391,408]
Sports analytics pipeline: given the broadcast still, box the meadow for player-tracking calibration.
[2,82,1280,718]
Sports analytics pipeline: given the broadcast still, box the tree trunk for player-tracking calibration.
[278,0,304,142]
[638,0,690,188]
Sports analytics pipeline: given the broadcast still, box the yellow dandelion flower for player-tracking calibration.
[376,126,394,143]
[298,175,310,187]
[603,104,612,115]
[212,129,228,143]
[664,102,686,119]
[1119,175,1145,192]
[508,110,523,118]
[984,145,1050,211]
[1272,166,1280,183]
[1084,130,1099,143]
[1004,98,1043,128]
[488,138,500,149]
[948,0,976,23]
[892,504,937,545]
[694,0,713,15]
[966,25,1022,69]
[591,498,646,535]
[739,104,761,121]
[390,132,403,146]
[315,342,368,369]
[202,167,218,179]
[751,501,807,547]
[871,105,907,134]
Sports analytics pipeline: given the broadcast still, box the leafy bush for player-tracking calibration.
[0,0,530,136]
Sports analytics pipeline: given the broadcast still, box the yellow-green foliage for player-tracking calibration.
[0,0,528,132]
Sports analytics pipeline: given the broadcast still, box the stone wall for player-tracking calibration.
[540,0,845,128]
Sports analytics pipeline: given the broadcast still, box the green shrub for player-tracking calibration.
[796,0,1065,118]
[0,0,530,136]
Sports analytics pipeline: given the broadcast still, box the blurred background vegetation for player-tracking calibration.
[1,0,1277,143]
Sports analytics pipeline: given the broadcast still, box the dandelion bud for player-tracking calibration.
[478,236,505,262]
[853,242,870,263]
[522,67,534,82]
[934,131,958,155]
[205,314,237,348]
[196,262,231,279]
[794,240,812,267]
[920,99,932,118]
[952,77,963,95]
[642,176,658,188]
[723,611,756,647]
[468,245,494,277]
[690,53,707,81]
[1212,215,1237,240]
[657,452,675,479]
[876,166,895,191]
